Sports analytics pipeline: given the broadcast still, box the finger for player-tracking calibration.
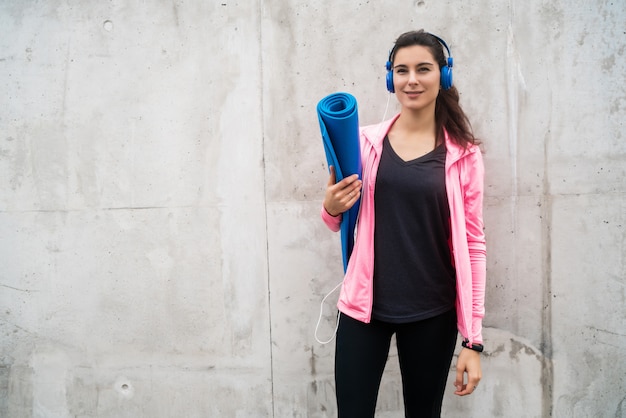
[454,368,464,391]
[350,176,362,193]
[454,385,469,396]
[466,383,479,395]
[342,176,362,198]
[335,173,360,187]
[345,190,358,202]
[466,377,480,395]
[454,381,479,396]
[455,387,471,396]
[327,166,337,186]
[453,378,471,396]
[332,180,360,203]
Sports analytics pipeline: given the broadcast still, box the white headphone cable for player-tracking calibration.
[375,92,392,140]
[314,280,343,344]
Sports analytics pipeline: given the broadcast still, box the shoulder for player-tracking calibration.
[444,131,483,161]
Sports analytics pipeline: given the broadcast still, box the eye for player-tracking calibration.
[418,67,431,73]
[395,68,407,74]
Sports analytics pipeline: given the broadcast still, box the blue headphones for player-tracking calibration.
[385,33,454,93]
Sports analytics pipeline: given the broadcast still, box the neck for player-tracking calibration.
[387,107,439,161]
[396,106,437,137]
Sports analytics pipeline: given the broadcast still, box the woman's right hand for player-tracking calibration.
[323,166,362,217]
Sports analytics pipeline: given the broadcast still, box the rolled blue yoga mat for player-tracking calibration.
[317,92,362,272]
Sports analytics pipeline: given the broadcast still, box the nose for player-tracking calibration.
[408,70,419,84]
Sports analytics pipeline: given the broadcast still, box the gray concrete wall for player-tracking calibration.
[1,1,624,417]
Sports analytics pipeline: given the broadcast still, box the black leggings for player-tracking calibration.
[334,309,457,418]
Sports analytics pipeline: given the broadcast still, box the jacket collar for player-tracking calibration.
[362,113,475,165]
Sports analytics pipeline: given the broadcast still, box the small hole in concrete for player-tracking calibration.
[103,20,113,31]
[121,384,129,390]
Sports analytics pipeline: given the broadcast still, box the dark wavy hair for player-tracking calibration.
[390,30,478,148]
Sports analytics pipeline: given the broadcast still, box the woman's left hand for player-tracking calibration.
[454,348,482,396]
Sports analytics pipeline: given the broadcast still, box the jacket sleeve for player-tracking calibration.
[321,206,342,232]
[462,148,487,344]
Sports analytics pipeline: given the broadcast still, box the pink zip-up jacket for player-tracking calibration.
[321,114,487,345]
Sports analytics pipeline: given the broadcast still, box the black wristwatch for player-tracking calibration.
[462,339,484,353]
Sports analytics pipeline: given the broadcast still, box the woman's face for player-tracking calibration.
[392,45,441,113]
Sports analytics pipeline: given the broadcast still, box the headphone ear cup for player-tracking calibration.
[386,70,395,93]
[385,61,395,93]
[440,65,453,90]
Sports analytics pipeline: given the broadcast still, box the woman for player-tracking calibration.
[321,30,486,417]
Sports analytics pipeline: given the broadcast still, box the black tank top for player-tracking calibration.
[372,137,456,323]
